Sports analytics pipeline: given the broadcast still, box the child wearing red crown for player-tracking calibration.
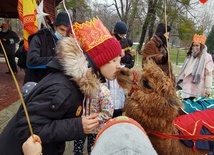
[0,17,122,155]
[177,34,214,100]
[70,18,122,155]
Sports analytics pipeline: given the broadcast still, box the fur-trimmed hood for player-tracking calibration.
[55,37,100,97]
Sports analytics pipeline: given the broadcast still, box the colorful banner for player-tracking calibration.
[18,0,38,51]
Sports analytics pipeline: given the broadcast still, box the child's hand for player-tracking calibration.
[82,113,99,134]
[205,90,211,96]
[22,134,42,155]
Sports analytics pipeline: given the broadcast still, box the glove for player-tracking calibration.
[130,49,136,56]
[2,38,10,44]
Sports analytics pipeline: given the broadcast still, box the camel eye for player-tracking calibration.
[142,80,151,89]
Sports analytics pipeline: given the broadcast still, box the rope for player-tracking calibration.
[164,0,172,79]
[62,0,83,53]
[0,40,34,138]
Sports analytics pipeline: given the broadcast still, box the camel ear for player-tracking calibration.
[168,97,183,110]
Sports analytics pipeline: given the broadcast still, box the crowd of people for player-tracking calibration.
[0,11,213,155]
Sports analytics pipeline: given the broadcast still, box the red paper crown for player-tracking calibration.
[192,34,206,45]
[73,18,112,52]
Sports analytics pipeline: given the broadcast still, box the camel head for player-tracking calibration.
[116,59,183,132]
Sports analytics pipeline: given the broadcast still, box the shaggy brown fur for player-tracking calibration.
[116,60,210,155]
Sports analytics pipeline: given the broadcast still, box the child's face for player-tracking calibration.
[100,56,121,80]
[192,42,201,52]
[54,25,69,37]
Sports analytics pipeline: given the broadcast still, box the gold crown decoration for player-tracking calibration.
[192,34,206,45]
[73,18,112,52]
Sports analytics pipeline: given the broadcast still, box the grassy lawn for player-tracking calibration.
[134,48,187,65]
[169,48,186,65]
[133,48,187,75]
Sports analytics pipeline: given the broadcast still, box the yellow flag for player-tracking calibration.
[18,0,38,51]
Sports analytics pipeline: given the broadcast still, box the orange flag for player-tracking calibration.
[18,0,38,51]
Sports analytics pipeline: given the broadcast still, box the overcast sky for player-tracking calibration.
[189,0,214,34]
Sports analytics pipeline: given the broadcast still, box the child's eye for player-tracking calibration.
[111,56,121,63]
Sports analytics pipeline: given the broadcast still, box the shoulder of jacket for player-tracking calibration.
[145,40,156,48]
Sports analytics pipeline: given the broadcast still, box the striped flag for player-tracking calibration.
[18,0,38,51]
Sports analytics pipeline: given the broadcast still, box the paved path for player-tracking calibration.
[0,58,25,110]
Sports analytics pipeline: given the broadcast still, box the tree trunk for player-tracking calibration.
[176,48,180,65]
[148,13,156,40]
[72,8,77,22]
[137,1,157,52]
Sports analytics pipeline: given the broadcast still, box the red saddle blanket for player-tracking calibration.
[173,108,214,136]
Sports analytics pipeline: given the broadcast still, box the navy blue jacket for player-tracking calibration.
[26,28,57,83]
[0,58,85,155]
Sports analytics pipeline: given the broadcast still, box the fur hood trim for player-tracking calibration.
[56,37,100,97]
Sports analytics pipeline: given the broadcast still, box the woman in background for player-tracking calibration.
[177,34,214,100]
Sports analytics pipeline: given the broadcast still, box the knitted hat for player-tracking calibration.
[1,23,8,29]
[155,23,171,36]
[53,12,70,27]
[91,116,157,155]
[114,21,127,34]
[73,18,122,68]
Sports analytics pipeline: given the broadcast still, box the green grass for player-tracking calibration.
[169,48,186,65]
[134,48,187,65]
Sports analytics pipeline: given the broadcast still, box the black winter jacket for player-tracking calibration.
[120,38,135,69]
[0,58,85,155]
[26,28,57,83]
[0,29,19,55]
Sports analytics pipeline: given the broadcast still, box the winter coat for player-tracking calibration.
[120,38,135,69]
[0,58,85,155]
[84,83,114,133]
[177,52,213,98]
[142,35,176,85]
[0,29,19,55]
[15,40,27,69]
[25,28,57,83]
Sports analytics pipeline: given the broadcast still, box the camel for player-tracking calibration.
[115,59,211,155]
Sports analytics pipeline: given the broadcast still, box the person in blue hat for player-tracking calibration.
[107,21,129,117]
[113,21,127,40]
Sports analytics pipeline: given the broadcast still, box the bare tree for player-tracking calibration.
[113,0,141,38]
[137,0,159,52]
[57,0,91,22]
